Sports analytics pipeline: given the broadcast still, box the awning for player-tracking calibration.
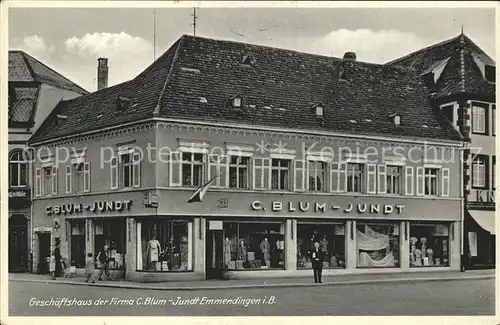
[469,210,496,235]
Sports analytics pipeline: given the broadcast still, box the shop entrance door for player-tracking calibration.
[37,233,51,274]
[9,214,28,272]
[206,229,224,279]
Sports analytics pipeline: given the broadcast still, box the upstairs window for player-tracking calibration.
[9,151,27,187]
[472,155,488,189]
[347,163,364,193]
[386,166,402,195]
[271,159,290,190]
[231,95,242,108]
[229,156,249,189]
[307,160,325,192]
[424,168,439,196]
[182,152,203,187]
[472,104,487,134]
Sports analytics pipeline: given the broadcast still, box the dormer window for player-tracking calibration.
[231,95,242,107]
[389,113,401,126]
[315,105,324,117]
[485,65,495,83]
[117,96,130,111]
[241,54,255,66]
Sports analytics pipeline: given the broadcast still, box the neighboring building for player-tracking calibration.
[387,32,496,268]
[8,50,88,272]
[28,35,464,282]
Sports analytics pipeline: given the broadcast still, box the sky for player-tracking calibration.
[8,5,496,93]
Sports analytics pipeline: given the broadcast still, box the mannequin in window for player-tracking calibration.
[414,248,422,266]
[409,237,418,264]
[260,237,271,267]
[275,238,285,266]
[320,235,328,263]
[238,240,247,262]
[223,237,232,268]
[420,237,428,258]
[147,235,161,271]
[310,229,320,250]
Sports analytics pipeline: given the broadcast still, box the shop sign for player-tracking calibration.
[143,191,159,208]
[251,200,405,215]
[46,200,132,215]
[216,198,228,208]
[476,190,495,203]
[8,188,30,198]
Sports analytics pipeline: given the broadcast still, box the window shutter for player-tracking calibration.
[330,162,339,192]
[253,158,263,189]
[367,164,377,194]
[35,168,41,197]
[51,166,58,195]
[219,155,229,188]
[377,164,387,194]
[441,168,450,197]
[405,166,414,196]
[293,160,305,192]
[65,165,72,194]
[416,166,425,196]
[110,157,118,190]
[132,153,141,188]
[338,162,347,192]
[169,151,182,187]
[82,162,91,192]
[263,158,271,189]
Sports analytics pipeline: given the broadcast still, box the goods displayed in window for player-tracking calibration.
[137,219,192,272]
[223,222,285,270]
[356,223,399,268]
[94,219,126,269]
[410,223,449,267]
[296,223,345,269]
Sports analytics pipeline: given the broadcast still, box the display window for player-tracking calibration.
[137,219,193,272]
[409,223,449,267]
[70,220,86,267]
[223,221,285,270]
[94,219,126,270]
[356,222,400,268]
[296,222,345,269]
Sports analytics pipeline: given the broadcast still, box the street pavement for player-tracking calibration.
[9,278,495,316]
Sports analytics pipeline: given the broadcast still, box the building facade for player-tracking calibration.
[8,50,88,272]
[388,32,496,268]
[28,35,464,281]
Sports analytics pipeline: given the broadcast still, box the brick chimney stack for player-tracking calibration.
[97,58,108,91]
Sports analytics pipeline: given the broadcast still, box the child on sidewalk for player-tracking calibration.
[85,253,96,283]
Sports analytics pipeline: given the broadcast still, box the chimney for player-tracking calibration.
[97,58,108,91]
[343,52,356,61]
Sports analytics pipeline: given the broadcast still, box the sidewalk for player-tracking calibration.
[10,269,494,291]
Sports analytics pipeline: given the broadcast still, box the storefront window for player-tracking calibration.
[137,219,192,272]
[356,222,400,268]
[94,219,126,270]
[70,220,86,267]
[296,222,345,269]
[410,223,449,267]
[223,221,285,270]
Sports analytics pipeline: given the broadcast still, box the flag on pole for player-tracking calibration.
[187,173,219,203]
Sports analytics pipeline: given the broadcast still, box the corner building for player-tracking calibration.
[28,35,464,282]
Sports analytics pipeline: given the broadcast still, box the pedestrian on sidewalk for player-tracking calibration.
[48,253,56,280]
[97,245,112,281]
[85,253,96,283]
[310,241,324,283]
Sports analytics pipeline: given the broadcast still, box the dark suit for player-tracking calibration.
[309,248,324,283]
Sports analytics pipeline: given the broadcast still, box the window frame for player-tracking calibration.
[9,151,28,188]
[346,163,364,193]
[472,154,489,190]
[424,167,439,196]
[181,152,204,187]
[471,102,488,135]
[307,160,326,192]
[386,165,403,195]
[271,159,291,191]
[229,155,250,189]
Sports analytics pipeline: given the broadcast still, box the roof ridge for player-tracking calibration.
[183,34,415,70]
[17,50,89,94]
[386,34,462,65]
[153,36,185,116]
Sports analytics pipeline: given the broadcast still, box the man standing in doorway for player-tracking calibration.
[310,241,324,283]
[97,245,112,281]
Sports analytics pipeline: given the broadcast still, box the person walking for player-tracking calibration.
[97,245,112,281]
[310,241,325,283]
[48,253,56,280]
[85,253,96,283]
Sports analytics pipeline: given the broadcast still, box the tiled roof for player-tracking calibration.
[8,51,88,94]
[386,34,495,99]
[9,87,39,124]
[30,35,462,144]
